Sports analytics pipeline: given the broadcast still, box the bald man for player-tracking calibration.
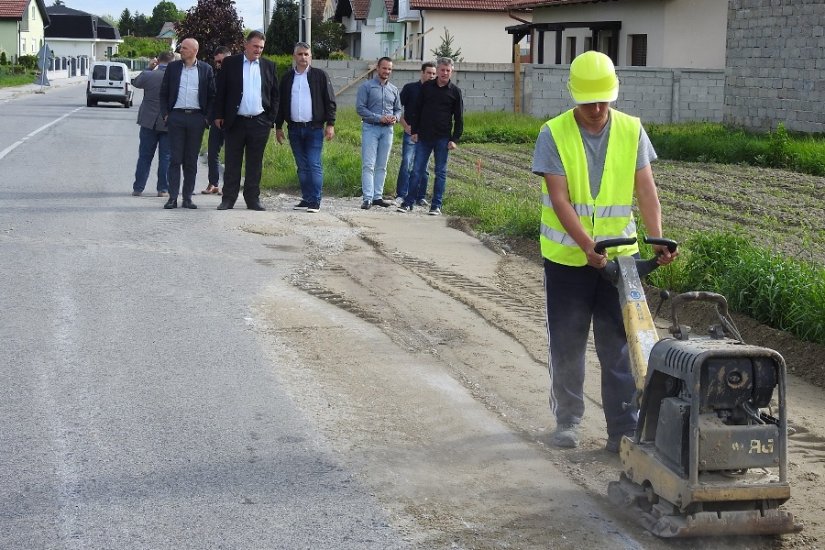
[160,37,216,209]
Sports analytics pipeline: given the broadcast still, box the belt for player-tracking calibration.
[173,108,200,114]
[289,121,318,128]
[238,112,264,119]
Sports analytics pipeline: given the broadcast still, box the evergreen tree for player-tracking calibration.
[431,27,463,62]
[133,13,151,36]
[117,8,133,36]
[175,0,244,60]
[265,0,299,56]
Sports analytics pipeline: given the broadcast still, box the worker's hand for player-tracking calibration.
[324,125,335,141]
[584,244,608,268]
[653,244,679,265]
[447,141,457,151]
[276,128,285,144]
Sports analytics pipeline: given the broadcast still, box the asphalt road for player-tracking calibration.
[0,83,409,549]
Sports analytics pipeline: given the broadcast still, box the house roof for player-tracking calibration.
[156,21,175,39]
[508,0,615,8]
[384,0,397,21]
[44,6,120,41]
[0,0,49,24]
[335,0,371,20]
[409,0,511,9]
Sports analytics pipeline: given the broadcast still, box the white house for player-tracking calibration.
[44,5,122,61]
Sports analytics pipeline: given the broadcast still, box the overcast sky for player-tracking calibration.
[61,0,267,31]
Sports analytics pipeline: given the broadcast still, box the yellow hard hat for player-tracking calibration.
[567,50,619,104]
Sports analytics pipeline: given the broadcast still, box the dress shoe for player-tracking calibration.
[182,199,197,209]
[217,200,234,210]
[131,190,142,196]
[246,201,266,211]
[163,199,177,209]
[372,198,393,208]
[201,185,220,194]
[157,191,169,197]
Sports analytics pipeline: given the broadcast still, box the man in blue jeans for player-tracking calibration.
[395,61,436,206]
[131,51,174,197]
[396,57,463,216]
[275,42,337,213]
[356,57,401,209]
[201,46,231,196]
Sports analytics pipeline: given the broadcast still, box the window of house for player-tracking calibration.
[629,34,647,66]
[566,37,577,64]
[31,5,35,19]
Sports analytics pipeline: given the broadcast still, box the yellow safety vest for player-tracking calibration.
[540,108,641,266]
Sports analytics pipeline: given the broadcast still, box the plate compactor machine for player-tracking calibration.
[597,237,802,538]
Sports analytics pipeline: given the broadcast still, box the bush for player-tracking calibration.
[17,55,37,69]
[0,51,7,65]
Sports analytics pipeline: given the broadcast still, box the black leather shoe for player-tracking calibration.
[182,199,197,209]
[163,199,177,209]
[217,200,234,210]
[246,201,266,211]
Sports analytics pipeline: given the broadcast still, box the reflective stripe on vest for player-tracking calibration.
[540,108,641,266]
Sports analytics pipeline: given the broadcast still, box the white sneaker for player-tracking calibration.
[428,207,441,216]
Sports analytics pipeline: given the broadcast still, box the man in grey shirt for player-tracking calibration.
[356,57,401,209]
[531,50,676,454]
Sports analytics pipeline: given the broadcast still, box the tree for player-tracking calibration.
[175,0,244,60]
[118,8,133,36]
[150,1,183,36]
[430,27,463,62]
[133,13,151,36]
[265,0,299,56]
[311,20,346,59]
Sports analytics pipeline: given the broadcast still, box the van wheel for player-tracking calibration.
[87,98,96,107]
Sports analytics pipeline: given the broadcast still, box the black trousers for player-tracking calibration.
[222,115,272,206]
[167,110,207,200]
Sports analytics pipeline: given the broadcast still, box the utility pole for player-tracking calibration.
[263,0,270,34]
[298,0,311,45]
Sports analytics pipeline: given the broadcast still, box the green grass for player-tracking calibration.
[0,71,36,88]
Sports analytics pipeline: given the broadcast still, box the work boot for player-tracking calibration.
[550,423,579,448]
[605,430,635,453]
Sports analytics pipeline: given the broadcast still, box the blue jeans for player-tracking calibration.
[395,132,428,200]
[133,126,169,193]
[288,125,324,204]
[403,137,449,209]
[360,122,394,200]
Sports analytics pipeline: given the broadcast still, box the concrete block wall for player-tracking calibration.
[312,60,724,124]
[725,0,825,133]
[524,65,725,123]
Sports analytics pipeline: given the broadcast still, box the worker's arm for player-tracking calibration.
[545,174,606,268]
[635,165,677,265]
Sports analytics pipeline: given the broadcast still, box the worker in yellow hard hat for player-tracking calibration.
[531,50,677,453]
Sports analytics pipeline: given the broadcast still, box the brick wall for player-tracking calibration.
[725,0,825,133]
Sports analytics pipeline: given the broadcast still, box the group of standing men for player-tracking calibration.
[131,33,336,213]
[356,56,464,216]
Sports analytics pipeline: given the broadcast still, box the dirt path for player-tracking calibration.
[247,194,825,549]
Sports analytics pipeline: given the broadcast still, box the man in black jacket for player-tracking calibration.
[275,42,337,213]
[214,31,279,211]
[159,38,215,209]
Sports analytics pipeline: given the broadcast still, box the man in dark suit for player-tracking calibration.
[159,37,215,209]
[214,31,279,211]
[131,50,174,197]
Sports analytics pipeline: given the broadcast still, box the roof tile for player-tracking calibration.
[508,0,614,8]
[0,0,27,19]
[410,0,511,10]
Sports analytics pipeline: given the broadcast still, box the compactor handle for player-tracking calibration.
[594,237,678,279]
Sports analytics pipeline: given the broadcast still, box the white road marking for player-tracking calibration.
[0,107,82,160]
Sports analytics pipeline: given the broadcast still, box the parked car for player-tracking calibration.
[86,62,133,107]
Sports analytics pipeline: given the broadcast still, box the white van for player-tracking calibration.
[86,61,134,108]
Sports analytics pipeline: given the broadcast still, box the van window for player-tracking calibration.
[108,65,125,81]
[92,65,107,80]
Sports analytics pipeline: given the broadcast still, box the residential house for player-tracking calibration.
[507,0,726,68]
[0,0,49,63]
[395,0,529,63]
[156,21,177,52]
[44,5,122,61]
